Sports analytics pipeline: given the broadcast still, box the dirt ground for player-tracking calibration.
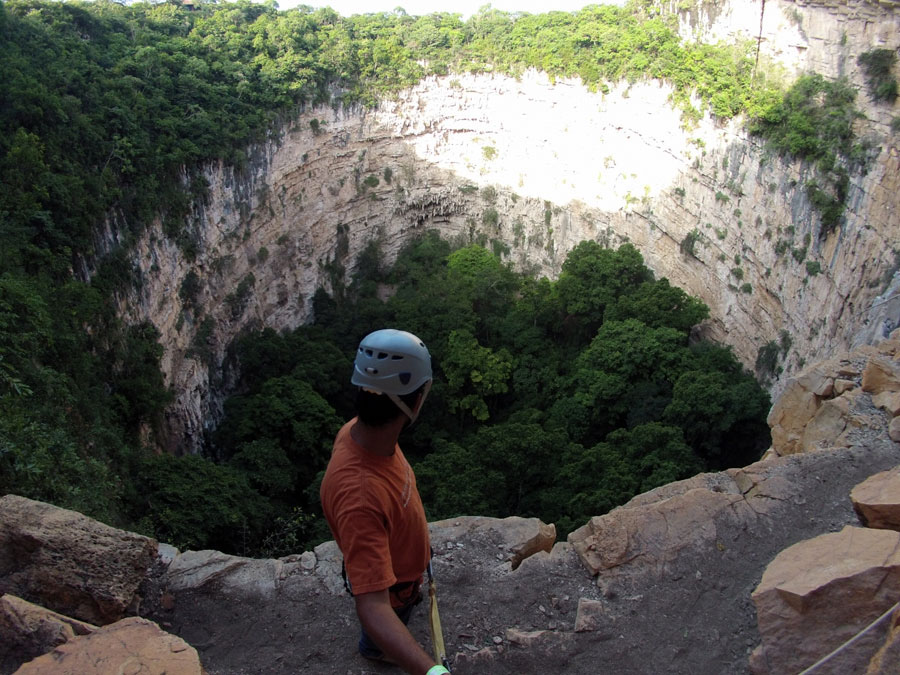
[144,438,900,675]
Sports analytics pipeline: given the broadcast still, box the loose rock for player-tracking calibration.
[851,468,900,531]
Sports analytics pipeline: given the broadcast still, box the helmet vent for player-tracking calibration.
[366,367,379,374]
[399,372,411,385]
[392,355,404,360]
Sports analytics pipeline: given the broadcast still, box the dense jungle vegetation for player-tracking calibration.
[205,233,770,554]
[1,0,891,554]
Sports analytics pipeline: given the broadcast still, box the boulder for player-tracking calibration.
[834,378,857,395]
[873,391,900,417]
[767,363,832,455]
[767,339,900,457]
[312,539,345,596]
[891,417,900,444]
[567,477,752,578]
[166,549,313,601]
[799,391,867,453]
[0,595,96,673]
[750,526,900,674]
[566,462,821,581]
[574,598,606,633]
[862,356,900,396]
[851,468,900,530]
[770,378,887,456]
[0,495,157,625]
[14,616,204,675]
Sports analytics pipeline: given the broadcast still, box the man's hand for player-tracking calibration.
[355,589,438,675]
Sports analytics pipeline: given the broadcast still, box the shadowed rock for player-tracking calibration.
[0,595,95,672]
[866,607,900,675]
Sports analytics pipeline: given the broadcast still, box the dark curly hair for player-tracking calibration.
[355,383,427,427]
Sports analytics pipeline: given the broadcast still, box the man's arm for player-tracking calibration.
[354,589,438,675]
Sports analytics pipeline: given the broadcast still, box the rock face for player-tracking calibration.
[14,616,203,675]
[0,495,157,625]
[750,526,900,675]
[116,0,900,454]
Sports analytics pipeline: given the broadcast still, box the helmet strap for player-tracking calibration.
[388,394,416,424]
[388,380,432,426]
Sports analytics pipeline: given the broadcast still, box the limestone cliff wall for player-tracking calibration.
[120,0,900,453]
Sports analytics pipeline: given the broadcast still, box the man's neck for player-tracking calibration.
[350,418,404,457]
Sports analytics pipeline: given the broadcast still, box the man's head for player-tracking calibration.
[351,329,432,426]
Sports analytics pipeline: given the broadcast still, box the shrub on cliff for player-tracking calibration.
[858,48,898,104]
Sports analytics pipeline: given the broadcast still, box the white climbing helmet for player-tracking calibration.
[351,329,432,421]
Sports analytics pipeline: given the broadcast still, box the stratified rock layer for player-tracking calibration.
[0,495,157,625]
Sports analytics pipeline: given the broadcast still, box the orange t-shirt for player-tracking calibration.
[320,419,431,605]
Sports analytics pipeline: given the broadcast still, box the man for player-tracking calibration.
[320,329,449,675]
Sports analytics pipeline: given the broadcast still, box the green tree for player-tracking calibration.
[446,244,518,341]
[554,422,700,535]
[0,273,51,395]
[228,438,297,501]
[663,369,769,468]
[216,375,340,488]
[605,277,709,332]
[564,318,688,440]
[131,453,271,552]
[858,48,898,104]
[442,329,514,422]
[414,438,505,518]
[556,242,654,344]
